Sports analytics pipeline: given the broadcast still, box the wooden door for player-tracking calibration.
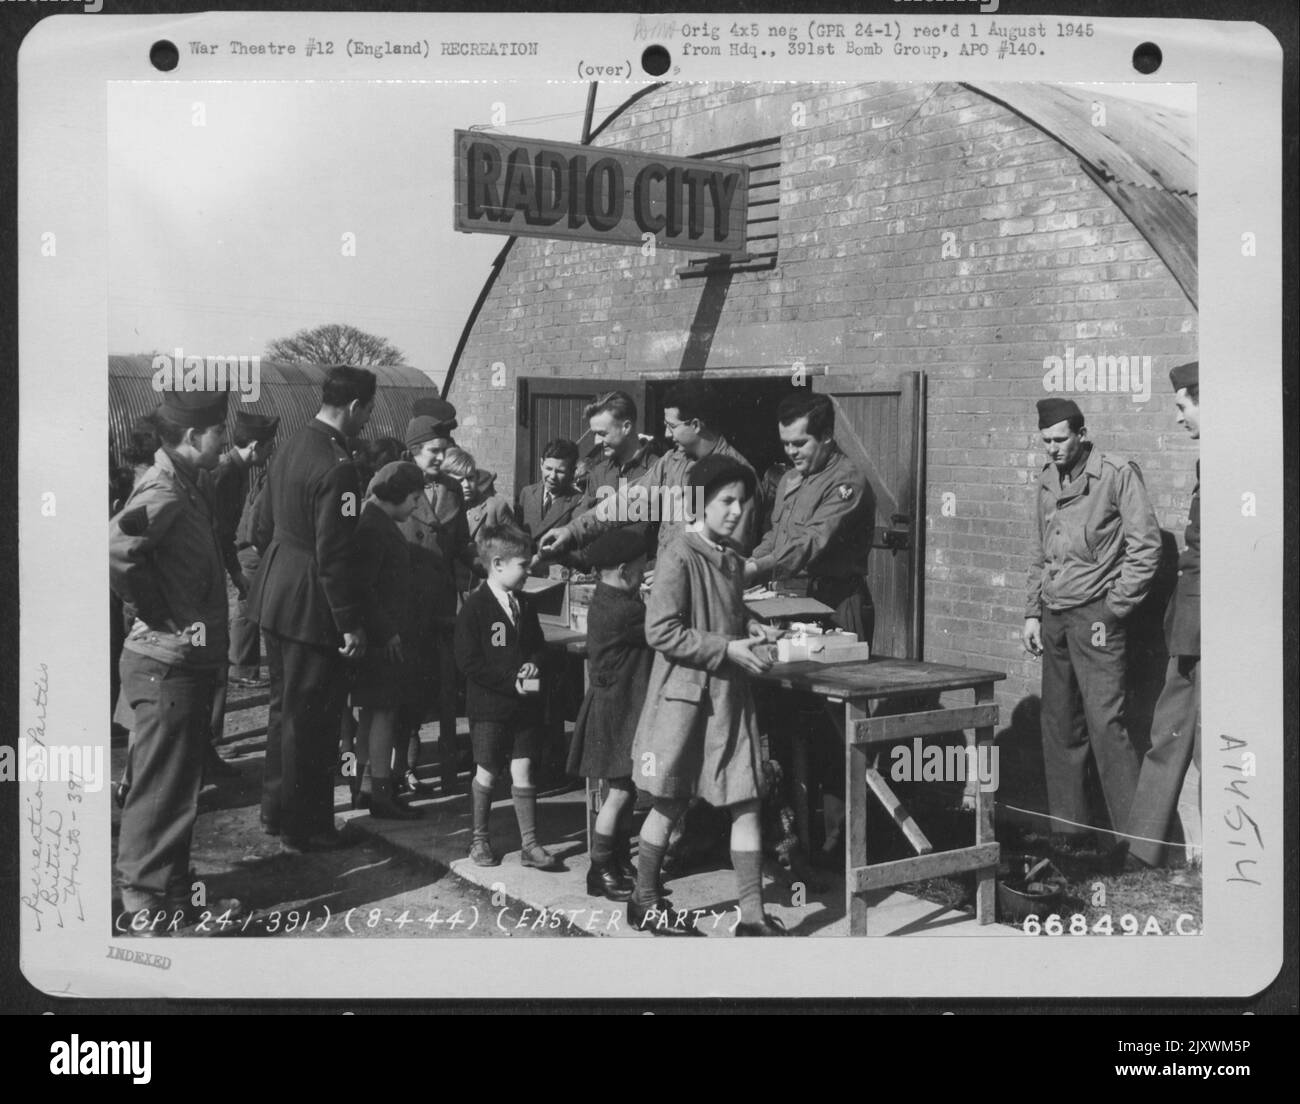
[515,377,648,492]
[813,371,926,660]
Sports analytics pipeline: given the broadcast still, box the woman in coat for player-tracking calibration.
[626,455,786,937]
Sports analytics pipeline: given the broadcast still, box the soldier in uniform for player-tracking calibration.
[206,410,280,778]
[743,393,876,643]
[402,403,475,794]
[539,381,760,565]
[110,389,243,930]
[1125,362,1200,876]
[743,392,876,863]
[1022,397,1162,857]
[249,365,375,851]
[580,390,656,510]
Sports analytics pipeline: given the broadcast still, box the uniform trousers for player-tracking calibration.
[1040,598,1140,840]
[262,631,347,839]
[1126,655,1200,866]
[228,546,263,679]
[114,651,215,911]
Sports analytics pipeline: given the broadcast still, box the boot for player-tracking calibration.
[352,765,372,811]
[613,831,637,883]
[369,777,419,820]
[586,855,633,901]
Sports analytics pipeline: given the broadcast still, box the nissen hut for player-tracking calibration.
[446,80,1197,760]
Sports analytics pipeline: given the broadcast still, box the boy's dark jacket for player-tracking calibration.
[454,583,547,723]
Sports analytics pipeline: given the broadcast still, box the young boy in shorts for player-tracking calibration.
[454,525,564,870]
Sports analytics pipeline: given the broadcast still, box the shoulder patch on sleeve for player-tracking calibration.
[117,505,150,537]
[837,484,854,501]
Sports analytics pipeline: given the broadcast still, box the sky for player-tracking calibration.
[108,80,1194,388]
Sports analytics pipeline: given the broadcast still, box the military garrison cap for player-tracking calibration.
[1169,361,1198,391]
[233,410,280,442]
[1036,397,1083,429]
[155,389,228,429]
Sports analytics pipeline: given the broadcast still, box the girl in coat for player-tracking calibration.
[351,461,426,819]
[628,455,786,936]
[565,528,654,901]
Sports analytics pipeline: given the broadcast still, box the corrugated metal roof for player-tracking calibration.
[109,355,438,459]
[965,83,1197,306]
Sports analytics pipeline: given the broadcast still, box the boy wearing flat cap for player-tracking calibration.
[110,388,243,930]
[1023,397,1161,859]
[1126,362,1201,874]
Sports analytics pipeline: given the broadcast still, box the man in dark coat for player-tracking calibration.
[1126,362,1201,874]
[249,365,376,851]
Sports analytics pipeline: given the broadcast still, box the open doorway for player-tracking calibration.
[643,375,797,483]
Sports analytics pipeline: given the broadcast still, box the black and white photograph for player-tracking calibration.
[13,9,1287,1003]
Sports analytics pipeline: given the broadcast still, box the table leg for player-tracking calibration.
[973,680,998,924]
[791,729,811,860]
[846,700,870,936]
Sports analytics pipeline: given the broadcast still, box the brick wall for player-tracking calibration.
[448,81,1198,723]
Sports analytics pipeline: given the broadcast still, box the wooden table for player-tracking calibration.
[754,656,1006,935]
[543,626,1006,934]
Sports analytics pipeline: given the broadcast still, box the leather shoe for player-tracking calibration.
[735,913,790,937]
[369,778,421,820]
[627,897,703,936]
[281,826,360,853]
[232,676,270,690]
[469,839,499,867]
[586,857,633,901]
[520,843,565,871]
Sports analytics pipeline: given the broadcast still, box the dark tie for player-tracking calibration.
[508,593,520,625]
[543,491,553,514]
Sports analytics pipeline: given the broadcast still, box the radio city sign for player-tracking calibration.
[454,130,749,254]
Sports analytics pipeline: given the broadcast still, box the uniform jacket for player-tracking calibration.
[399,474,472,625]
[1025,444,1162,621]
[453,582,547,725]
[354,501,414,647]
[248,418,363,646]
[750,443,875,584]
[109,447,229,669]
[516,481,584,542]
[581,441,656,512]
[568,435,760,559]
[1164,462,1200,656]
[233,467,268,550]
[630,529,763,805]
[211,452,252,581]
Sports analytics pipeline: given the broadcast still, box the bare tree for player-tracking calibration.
[265,323,407,368]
